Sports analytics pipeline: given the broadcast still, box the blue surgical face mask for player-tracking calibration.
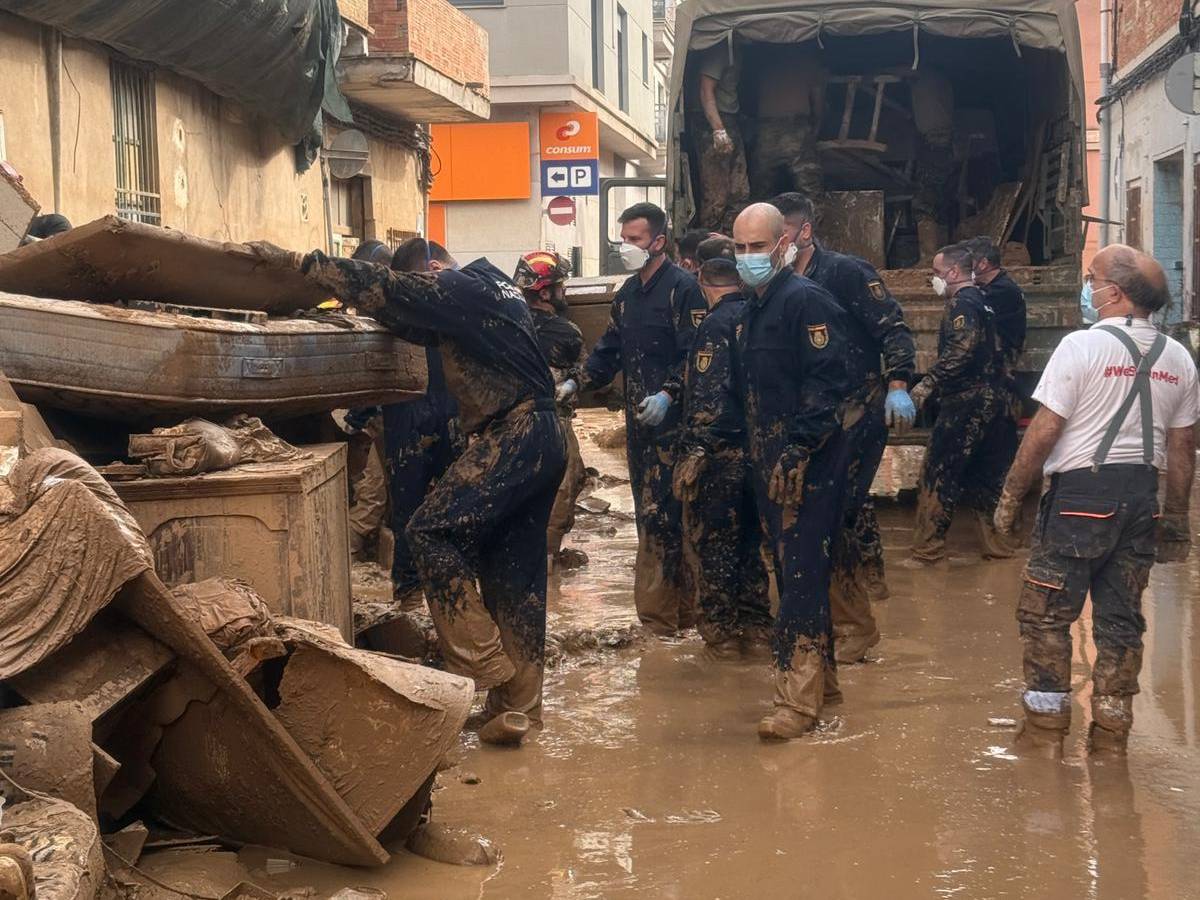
[1080,281,1098,324]
[737,241,783,288]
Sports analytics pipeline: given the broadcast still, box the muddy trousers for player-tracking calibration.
[348,443,388,559]
[689,114,750,234]
[749,116,822,201]
[384,400,459,596]
[831,393,887,653]
[755,431,850,717]
[1017,465,1157,734]
[912,387,1018,562]
[547,416,586,556]
[683,448,771,646]
[406,402,566,725]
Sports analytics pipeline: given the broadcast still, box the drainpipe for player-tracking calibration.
[1098,0,1114,247]
[46,27,63,212]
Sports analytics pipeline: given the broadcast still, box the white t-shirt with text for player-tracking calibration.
[1032,318,1200,474]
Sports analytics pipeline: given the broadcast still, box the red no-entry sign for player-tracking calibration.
[547,196,577,226]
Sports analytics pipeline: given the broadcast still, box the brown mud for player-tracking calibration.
[144,408,1200,899]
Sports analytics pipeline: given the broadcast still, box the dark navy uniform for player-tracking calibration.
[735,268,853,718]
[300,252,566,725]
[582,260,708,633]
[911,285,1015,562]
[983,269,1027,372]
[530,307,586,555]
[678,291,770,649]
[803,243,916,659]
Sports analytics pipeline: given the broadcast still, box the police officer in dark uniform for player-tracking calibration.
[966,236,1027,373]
[254,240,567,747]
[731,203,854,741]
[560,202,708,635]
[384,239,464,608]
[772,193,917,663]
[673,237,771,659]
[906,243,1016,566]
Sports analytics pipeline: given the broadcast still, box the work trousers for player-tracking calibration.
[406,401,566,725]
[1017,465,1157,703]
[749,116,823,201]
[912,385,1017,561]
[830,390,887,649]
[755,430,850,715]
[683,447,771,646]
[690,113,750,234]
[546,415,586,556]
[627,422,695,634]
[384,400,461,596]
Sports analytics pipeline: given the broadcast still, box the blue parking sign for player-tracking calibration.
[541,159,599,197]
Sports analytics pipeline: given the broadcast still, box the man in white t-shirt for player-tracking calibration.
[993,244,1199,758]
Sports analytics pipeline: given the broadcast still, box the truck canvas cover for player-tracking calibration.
[668,0,1088,208]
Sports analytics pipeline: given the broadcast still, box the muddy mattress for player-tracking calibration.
[0,293,427,421]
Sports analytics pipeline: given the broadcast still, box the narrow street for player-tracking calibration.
[144,408,1200,900]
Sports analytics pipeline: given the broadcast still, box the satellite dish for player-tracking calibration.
[1165,52,1200,115]
[326,129,370,179]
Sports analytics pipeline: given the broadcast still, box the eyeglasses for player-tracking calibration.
[1084,273,1114,288]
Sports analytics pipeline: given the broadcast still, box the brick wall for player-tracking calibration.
[340,0,371,32]
[368,0,489,95]
[1115,0,1179,70]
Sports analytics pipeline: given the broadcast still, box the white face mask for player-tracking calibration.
[783,243,798,268]
[931,275,948,298]
[619,242,650,271]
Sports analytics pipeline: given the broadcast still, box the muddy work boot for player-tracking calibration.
[758,658,822,741]
[1088,695,1133,757]
[477,711,531,747]
[834,629,881,665]
[1011,692,1070,759]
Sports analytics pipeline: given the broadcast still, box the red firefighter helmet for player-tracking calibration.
[514,250,571,292]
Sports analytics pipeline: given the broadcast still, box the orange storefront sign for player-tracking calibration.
[539,112,600,160]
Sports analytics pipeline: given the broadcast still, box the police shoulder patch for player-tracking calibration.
[953,314,966,330]
[691,309,707,327]
[695,346,714,373]
[867,280,886,302]
[808,323,829,349]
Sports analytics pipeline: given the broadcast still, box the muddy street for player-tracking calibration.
[143,408,1196,900]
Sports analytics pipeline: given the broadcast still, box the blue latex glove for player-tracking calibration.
[635,391,672,427]
[884,387,916,433]
[556,378,578,404]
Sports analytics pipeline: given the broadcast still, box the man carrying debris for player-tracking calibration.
[514,250,588,568]
[386,239,465,609]
[254,240,566,746]
[732,203,853,740]
[687,42,749,233]
[772,192,917,663]
[905,243,1016,566]
[748,44,826,202]
[559,202,708,635]
[994,245,1198,757]
[673,236,771,658]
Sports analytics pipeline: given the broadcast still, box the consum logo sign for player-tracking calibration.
[540,111,600,160]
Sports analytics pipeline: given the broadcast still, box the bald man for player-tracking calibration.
[994,245,1199,758]
[732,203,854,740]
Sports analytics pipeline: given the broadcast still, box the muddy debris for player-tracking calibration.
[458,772,481,786]
[591,425,626,449]
[404,823,499,867]
[545,624,647,667]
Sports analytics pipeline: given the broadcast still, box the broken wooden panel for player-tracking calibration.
[819,191,885,269]
[0,292,427,423]
[0,168,38,253]
[0,216,326,313]
[273,639,473,836]
[115,573,388,866]
[0,703,98,822]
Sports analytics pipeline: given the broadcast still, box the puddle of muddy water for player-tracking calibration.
[143,409,1200,900]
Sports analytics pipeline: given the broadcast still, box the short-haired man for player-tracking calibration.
[965,236,1026,373]
[673,237,771,658]
[732,203,854,739]
[676,229,711,274]
[771,191,918,662]
[561,202,708,634]
[906,243,1016,565]
[514,250,587,566]
[995,244,1199,757]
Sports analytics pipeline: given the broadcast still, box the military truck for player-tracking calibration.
[567,0,1086,489]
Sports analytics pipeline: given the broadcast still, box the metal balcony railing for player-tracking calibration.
[652,0,675,28]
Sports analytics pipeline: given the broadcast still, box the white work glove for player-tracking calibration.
[556,378,578,404]
[713,129,734,156]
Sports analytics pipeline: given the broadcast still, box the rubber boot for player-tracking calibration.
[739,623,774,660]
[1088,695,1133,757]
[834,628,881,665]
[758,653,822,741]
[823,659,843,708]
[1012,694,1070,759]
[916,218,943,266]
[976,511,1018,560]
[478,711,531,747]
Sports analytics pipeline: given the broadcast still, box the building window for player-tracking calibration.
[591,0,605,91]
[445,0,504,6]
[642,33,649,84]
[110,61,161,225]
[1124,183,1141,251]
[617,5,629,113]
